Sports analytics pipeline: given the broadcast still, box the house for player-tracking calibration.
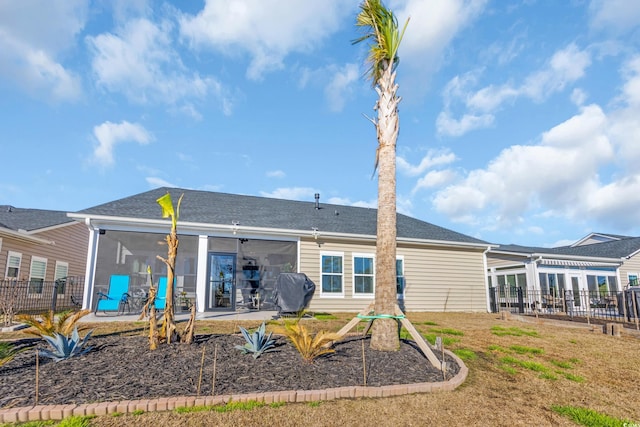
[68,187,495,314]
[0,205,89,311]
[486,232,640,310]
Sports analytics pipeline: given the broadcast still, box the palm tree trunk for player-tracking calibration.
[370,64,400,351]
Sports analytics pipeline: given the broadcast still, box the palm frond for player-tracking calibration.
[353,0,408,84]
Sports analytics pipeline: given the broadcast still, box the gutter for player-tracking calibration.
[68,213,495,250]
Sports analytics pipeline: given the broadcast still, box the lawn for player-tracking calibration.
[1,312,639,427]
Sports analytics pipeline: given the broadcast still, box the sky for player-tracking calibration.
[1,0,640,248]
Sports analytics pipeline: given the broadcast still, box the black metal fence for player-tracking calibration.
[0,276,85,321]
[490,286,640,325]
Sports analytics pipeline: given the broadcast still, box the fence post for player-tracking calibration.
[517,287,524,313]
[50,282,58,312]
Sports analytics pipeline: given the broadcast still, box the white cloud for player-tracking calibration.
[92,121,153,166]
[325,63,359,112]
[87,18,229,114]
[266,170,286,178]
[436,111,494,137]
[328,197,378,209]
[397,149,457,176]
[439,44,592,137]
[412,169,458,193]
[0,0,86,101]
[146,177,177,188]
[433,104,615,226]
[390,0,488,96]
[179,0,353,80]
[589,0,640,34]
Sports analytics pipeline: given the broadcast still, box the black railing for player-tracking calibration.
[490,286,640,325]
[0,276,85,319]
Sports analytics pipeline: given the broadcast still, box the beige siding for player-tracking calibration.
[299,238,488,313]
[487,253,528,269]
[0,223,89,281]
[620,253,640,287]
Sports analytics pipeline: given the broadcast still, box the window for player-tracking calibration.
[54,261,69,294]
[353,254,374,297]
[396,258,405,298]
[5,251,21,280]
[628,273,638,287]
[587,275,617,296]
[496,273,527,297]
[321,253,343,296]
[539,272,565,297]
[29,256,47,294]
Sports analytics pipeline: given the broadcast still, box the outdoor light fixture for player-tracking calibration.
[312,227,319,239]
[232,221,240,235]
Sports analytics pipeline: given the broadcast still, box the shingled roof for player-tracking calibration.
[75,187,489,246]
[0,205,74,232]
[495,236,640,260]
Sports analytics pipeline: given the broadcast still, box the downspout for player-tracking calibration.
[483,246,492,313]
[82,218,100,311]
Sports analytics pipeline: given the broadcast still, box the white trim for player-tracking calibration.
[352,252,375,298]
[0,227,53,244]
[319,251,344,298]
[196,235,208,312]
[5,251,22,280]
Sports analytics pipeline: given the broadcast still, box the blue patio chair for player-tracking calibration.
[95,275,130,314]
[155,277,174,311]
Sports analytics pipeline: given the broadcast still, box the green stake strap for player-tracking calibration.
[357,313,405,320]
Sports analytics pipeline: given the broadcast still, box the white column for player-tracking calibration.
[82,224,100,310]
[196,235,208,313]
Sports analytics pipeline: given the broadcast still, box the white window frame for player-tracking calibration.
[352,253,375,298]
[5,251,22,280]
[28,256,48,295]
[396,256,405,299]
[628,273,639,287]
[54,261,69,295]
[320,251,344,298]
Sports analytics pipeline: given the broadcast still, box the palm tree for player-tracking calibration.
[354,0,408,351]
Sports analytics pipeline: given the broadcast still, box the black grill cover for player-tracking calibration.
[273,273,316,314]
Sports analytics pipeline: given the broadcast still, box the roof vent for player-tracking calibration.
[314,193,320,210]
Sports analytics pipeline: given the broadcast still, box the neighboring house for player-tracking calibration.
[487,232,640,309]
[68,187,495,314]
[0,205,89,301]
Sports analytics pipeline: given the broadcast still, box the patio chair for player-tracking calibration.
[95,275,130,314]
[154,277,174,311]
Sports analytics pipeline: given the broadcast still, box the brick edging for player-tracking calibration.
[0,350,468,423]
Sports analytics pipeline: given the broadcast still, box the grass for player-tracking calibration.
[174,400,266,414]
[551,405,632,426]
[491,325,539,337]
[427,327,464,336]
[509,344,544,355]
[312,313,338,320]
[3,312,640,426]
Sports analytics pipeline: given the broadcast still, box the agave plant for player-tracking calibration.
[235,322,277,359]
[39,326,93,362]
[17,309,91,338]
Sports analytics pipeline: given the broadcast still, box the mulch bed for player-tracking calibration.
[0,333,459,409]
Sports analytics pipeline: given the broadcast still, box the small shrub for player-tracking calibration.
[235,322,277,359]
[551,405,631,427]
[281,321,341,363]
[39,327,93,362]
[17,309,91,338]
